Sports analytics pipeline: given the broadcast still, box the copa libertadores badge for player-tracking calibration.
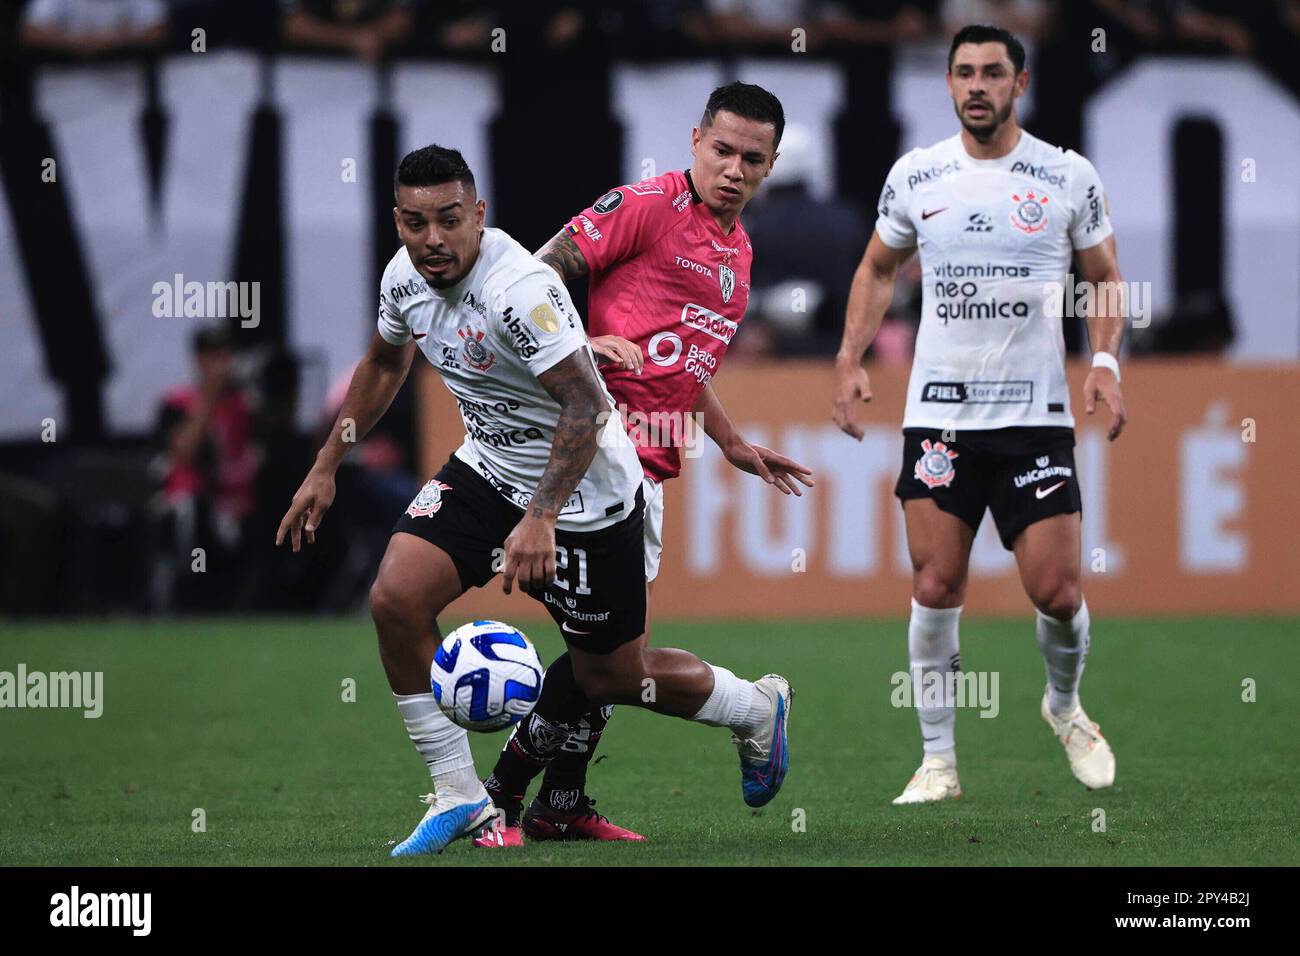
[593,189,623,214]
[915,438,958,488]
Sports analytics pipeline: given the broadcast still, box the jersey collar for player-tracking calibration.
[958,128,1032,167]
[684,168,703,204]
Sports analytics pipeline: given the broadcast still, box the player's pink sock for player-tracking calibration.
[909,599,962,755]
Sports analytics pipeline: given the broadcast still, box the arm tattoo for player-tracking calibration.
[535,229,590,284]
[531,350,603,517]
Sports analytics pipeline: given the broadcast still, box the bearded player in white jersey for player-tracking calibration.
[276,145,792,855]
[833,25,1128,804]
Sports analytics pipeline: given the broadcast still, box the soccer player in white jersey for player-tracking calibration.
[832,25,1128,804]
[276,145,792,855]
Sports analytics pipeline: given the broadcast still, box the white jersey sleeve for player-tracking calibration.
[1067,152,1113,250]
[874,152,918,250]
[489,270,588,378]
[376,255,413,346]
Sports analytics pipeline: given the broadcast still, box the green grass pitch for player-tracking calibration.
[1,615,1295,866]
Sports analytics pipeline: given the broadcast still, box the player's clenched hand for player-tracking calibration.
[590,335,644,374]
[832,362,873,440]
[1083,368,1127,442]
[501,512,557,596]
[275,468,336,552]
[724,439,816,496]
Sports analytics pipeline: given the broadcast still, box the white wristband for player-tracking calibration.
[1091,351,1120,382]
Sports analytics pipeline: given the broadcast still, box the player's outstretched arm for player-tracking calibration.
[500,349,605,595]
[275,331,415,551]
[693,383,815,495]
[833,230,913,440]
[535,229,590,285]
[1075,235,1128,442]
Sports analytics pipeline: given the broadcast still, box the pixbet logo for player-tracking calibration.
[1010,160,1066,188]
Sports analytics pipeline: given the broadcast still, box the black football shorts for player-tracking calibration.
[392,455,646,653]
[895,426,1082,550]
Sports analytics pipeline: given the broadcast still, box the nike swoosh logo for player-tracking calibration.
[921,208,948,220]
[922,734,940,742]
[412,332,427,339]
[1036,481,1066,499]
[560,623,591,636]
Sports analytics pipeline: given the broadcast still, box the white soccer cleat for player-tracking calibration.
[892,753,962,805]
[390,786,495,857]
[1040,689,1115,790]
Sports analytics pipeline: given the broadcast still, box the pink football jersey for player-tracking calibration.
[565,170,752,482]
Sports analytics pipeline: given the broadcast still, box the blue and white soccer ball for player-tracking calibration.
[430,620,544,732]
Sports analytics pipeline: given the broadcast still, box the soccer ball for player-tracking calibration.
[430,620,544,732]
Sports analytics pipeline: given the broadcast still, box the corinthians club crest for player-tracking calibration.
[1010,189,1049,234]
[914,438,959,488]
[457,326,495,371]
[406,479,452,518]
[719,263,735,304]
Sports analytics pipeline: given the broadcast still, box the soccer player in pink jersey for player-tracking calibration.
[475,83,814,847]
[281,145,799,857]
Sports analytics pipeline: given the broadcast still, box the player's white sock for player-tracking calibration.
[1036,598,1091,717]
[691,664,772,736]
[394,692,480,797]
[909,599,962,755]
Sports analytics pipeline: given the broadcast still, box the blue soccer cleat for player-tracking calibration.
[732,674,793,807]
[390,790,494,858]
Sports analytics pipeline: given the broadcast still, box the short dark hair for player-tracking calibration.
[948,24,1027,75]
[700,82,785,151]
[193,324,232,354]
[394,144,475,201]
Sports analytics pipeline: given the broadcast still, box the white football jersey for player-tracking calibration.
[377,228,642,531]
[875,130,1113,430]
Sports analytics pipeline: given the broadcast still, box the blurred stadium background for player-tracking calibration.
[1,0,1296,618]
[2,0,1298,869]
